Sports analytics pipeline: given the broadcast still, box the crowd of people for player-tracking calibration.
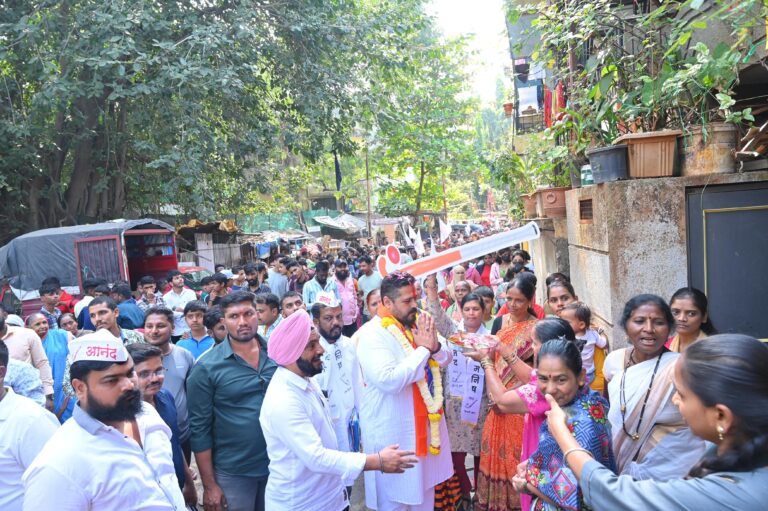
[0,234,767,511]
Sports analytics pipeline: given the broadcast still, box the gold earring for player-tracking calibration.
[717,425,725,441]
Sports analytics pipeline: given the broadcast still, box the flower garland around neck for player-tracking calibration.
[380,311,444,455]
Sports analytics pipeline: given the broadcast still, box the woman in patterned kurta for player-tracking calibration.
[475,278,538,511]
[517,339,615,510]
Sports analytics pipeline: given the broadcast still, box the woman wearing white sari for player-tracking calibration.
[424,277,490,510]
[603,294,706,480]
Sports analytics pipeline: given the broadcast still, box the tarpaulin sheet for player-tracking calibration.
[0,219,174,292]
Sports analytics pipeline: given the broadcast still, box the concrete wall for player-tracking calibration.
[566,170,768,347]
[529,217,569,306]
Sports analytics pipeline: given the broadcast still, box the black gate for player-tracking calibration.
[687,181,768,339]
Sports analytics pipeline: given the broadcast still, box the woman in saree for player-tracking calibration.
[425,277,492,509]
[475,277,539,510]
[466,318,576,511]
[512,339,615,510]
[666,287,716,352]
[543,334,768,510]
[603,294,706,479]
[26,312,74,422]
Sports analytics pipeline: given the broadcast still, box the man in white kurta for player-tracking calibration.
[310,293,362,489]
[356,272,453,511]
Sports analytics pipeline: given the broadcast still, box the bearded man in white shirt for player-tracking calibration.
[23,330,185,510]
[356,270,453,511]
[310,291,362,496]
[259,309,416,511]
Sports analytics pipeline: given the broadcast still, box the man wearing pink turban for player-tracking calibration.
[260,309,418,511]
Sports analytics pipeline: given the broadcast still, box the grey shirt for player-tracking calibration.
[162,344,194,443]
[582,459,768,510]
[267,269,288,300]
[357,271,382,315]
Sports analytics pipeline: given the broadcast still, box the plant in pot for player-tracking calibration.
[527,0,760,179]
[606,2,759,177]
[490,149,537,218]
[528,144,572,219]
[491,140,571,219]
[547,97,628,184]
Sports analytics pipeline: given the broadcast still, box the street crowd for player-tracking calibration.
[1,228,767,511]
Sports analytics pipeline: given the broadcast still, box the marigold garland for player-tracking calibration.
[381,316,444,455]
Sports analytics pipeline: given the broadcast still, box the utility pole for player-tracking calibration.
[441,168,448,221]
[365,149,372,238]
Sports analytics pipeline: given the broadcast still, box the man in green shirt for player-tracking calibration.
[187,291,277,511]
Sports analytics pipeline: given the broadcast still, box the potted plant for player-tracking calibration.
[490,149,538,219]
[525,0,758,180]
[491,142,571,219]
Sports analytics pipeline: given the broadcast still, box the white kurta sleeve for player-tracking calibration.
[267,393,366,482]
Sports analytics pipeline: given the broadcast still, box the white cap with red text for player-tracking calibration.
[68,329,128,364]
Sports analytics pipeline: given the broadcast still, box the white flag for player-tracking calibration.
[439,218,451,243]
[408,224,418,241]
[413,230,425,255]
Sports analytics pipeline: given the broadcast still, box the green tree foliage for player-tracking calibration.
[363,28,480,217]
[0,0,436,242]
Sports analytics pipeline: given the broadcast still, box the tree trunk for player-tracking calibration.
[64,95,101,220]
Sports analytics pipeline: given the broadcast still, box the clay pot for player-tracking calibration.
[536,187,570,218]
[522,192,538,218]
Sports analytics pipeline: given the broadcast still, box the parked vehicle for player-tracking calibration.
[179,265,214,292]
[0,219,177,317]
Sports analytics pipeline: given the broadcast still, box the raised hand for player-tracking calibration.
[413,313,438,353]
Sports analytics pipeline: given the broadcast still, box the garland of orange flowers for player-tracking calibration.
[380,314,444,455]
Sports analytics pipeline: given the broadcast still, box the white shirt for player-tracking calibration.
[163,288,197,335]
[313,335,362,486]
[73,295,93,319]
[0,388,59,511]
[356,316,454,509]
[260,367,366,511]
[23,402,185,510]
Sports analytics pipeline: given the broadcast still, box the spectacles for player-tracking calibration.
[137,368,166,379]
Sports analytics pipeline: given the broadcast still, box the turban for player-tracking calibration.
[268,309,312,366]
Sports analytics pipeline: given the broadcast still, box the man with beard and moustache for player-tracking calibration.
[356,271,453,511]
[187,291,277,511]
[334,259,360,337]
[302,260,340,307]
[245,262,272,295]
[62,296,144,397]
[23,331,185,510]
[310,292,362,495]
[126,343,197,508]
[260,310,418,511]
[143,307,194,462]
